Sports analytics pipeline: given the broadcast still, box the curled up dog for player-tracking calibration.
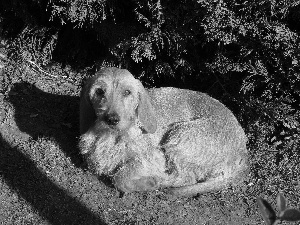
[79,67,248,196]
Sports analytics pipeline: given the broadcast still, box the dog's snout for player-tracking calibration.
[105,113,120,126]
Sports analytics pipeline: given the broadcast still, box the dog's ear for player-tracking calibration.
[136,81,157,133]
[80,77,97,134]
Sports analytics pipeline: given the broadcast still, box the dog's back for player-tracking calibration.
[146,87,246,145]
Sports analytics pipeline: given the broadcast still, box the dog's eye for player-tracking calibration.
[95,88,105,96]
[124,90,131,96]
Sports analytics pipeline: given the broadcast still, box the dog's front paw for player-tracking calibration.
[115,176,159,193]
[134,176,159,191]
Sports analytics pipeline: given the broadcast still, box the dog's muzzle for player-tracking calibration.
[104,112,120,126]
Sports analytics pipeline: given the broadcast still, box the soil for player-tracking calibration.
[0,61,264,224]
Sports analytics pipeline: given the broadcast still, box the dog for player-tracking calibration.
[79,67,248,196]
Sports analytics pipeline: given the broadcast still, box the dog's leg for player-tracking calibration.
[113,160,160,193]
[160,118,248,196]
[113,145,172,193]
[166,156,248,197]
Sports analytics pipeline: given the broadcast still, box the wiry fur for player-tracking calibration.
[79,67,248,196]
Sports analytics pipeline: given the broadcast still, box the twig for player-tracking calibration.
[26,60,58,78]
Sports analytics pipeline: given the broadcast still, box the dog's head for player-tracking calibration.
[80,67,157,134]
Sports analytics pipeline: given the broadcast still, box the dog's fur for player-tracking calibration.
[79,67,248,196]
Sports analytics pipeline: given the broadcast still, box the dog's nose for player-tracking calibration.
[105,113,120,126]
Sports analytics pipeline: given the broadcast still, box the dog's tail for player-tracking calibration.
[165,176,228,196]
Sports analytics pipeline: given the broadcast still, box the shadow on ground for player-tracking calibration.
[8,82,83,167]
[7,81,116,189]
[0,133,106,225]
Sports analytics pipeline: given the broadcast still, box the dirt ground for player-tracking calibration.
[0,62,268,224]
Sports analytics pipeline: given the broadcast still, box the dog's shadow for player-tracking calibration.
[8,81,115,188]
[4,82,108,224]
[8,82,83,167]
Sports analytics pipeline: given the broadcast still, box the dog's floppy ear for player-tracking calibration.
[80,77,97,134]
[136,81,157,134]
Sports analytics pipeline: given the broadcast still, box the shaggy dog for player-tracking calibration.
[79,67,248,196]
